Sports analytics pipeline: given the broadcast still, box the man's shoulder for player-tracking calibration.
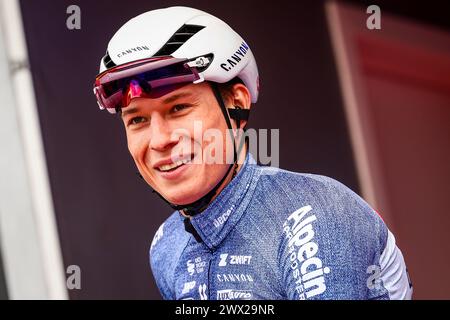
[249,165,387,241]
[150,211,187,254]
[253,165,361,208]
[148,211,190,299]
[254,164,342,187]
[149,211,189,268]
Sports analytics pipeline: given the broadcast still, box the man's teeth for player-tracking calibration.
[158,158,190,172]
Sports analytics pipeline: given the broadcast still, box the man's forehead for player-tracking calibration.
[162,90,195,104]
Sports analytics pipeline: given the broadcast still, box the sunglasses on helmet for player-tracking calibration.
[93,56,210,113]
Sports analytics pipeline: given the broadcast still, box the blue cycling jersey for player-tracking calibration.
[149,154,413,300]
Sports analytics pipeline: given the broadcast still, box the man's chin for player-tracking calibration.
[160,189,208,207]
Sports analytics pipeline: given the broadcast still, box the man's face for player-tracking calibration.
[122,82,234,205]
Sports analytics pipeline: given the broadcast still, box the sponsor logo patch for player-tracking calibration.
[181,281,196,294]
[198,283,208,300]
[218,253,252,266]
[117,45,150,58]
[186,256,207,276]
[220,42,250,72]
[216,273,254,282]
[283,205,331,299]
[217,289,253,300]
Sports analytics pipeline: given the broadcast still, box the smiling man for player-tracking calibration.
[93,6,413,300]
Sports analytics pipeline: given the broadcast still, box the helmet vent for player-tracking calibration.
[102,51,117,69]
[154,24,205,56]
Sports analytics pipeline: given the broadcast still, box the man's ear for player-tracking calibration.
[230,83,251,129]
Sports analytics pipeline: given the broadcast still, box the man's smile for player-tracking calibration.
[149,153,197,181]
[155,153,194,171]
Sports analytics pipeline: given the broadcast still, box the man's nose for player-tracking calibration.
[149,114,178,151]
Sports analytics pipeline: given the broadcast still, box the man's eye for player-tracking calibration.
[171,104,190,113]
[128,116,147,126]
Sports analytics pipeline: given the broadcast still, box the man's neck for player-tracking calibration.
[181,146,248,218]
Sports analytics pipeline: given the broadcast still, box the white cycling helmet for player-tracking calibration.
[98,6,259,106]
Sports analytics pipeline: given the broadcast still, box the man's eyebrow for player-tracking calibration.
[121,107,138,119]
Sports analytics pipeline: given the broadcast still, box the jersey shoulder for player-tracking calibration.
[252,166,387,239]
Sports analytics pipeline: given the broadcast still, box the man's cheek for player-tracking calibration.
[127,140,139,159]
[127,141,147,170]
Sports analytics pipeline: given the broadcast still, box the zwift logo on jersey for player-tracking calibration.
[283,205,331,299]
[218,253,252,267]
[217,289,252,300]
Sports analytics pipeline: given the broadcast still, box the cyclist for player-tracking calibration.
[93,6,413,300]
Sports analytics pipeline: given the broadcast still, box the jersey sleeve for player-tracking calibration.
[375,229,413,299]
[277,175,413,300]
[149,222,175,300]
